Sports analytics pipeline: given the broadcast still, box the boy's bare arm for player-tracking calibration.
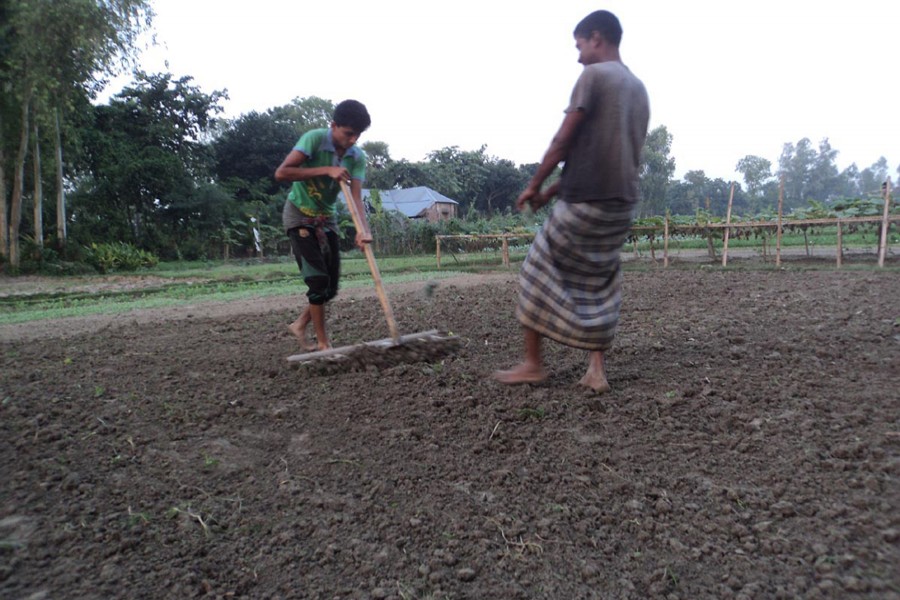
[274,150,349,183]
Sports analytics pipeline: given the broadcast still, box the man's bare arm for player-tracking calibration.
[517,109,586,211]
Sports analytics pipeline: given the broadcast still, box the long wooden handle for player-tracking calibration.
[339,180,400,342]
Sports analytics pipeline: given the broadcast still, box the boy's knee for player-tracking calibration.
[309,289,338,304]
[305,276,331,304]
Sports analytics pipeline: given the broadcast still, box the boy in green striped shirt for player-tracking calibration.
[275,100,372,351]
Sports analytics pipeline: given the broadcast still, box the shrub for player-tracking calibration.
[82,242,159,273]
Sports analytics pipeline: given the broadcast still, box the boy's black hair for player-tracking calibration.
[574,10,622,47]
[333,100,371,132]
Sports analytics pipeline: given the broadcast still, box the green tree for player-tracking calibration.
[213,110,297,201]
[837,163,861,198]
[361,140,391,170]
[736,155,772,197]
[807,138,841,201]
[666,171,746,217]
[72,72,227,257]
[425,146,486,212]
[367,159,439,192]
[639,125,675,217]
[778,138,817,209]
[736,155,776,213]
[269,96,334,135]
[0,0,153,269]
[478,158,528,214]
[423,145,529,215]
[664,170,707,215]
[858,157,890,197]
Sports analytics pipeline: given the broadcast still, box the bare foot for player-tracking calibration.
[286,322,317,351]
[578,371,611,394]
[493,364,548,385]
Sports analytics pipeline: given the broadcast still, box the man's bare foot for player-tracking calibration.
[493,364,548,385]
[578,371,611,394]
[286,323,317,351]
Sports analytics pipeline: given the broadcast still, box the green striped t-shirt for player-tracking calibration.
[284,128,367,218]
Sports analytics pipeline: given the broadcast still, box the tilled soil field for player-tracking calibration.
[1,269,898,599]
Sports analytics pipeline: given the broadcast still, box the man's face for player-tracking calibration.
[575,33,602,65]
[331,123,362,151]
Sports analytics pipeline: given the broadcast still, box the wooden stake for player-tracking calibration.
[722,182,735,267]
[663,211,670,268]
[705,197,716,260]
[836,220,843,268]
[878,177,892,267]
[776,175,784,266]
[436,236,442,269]
[502,237,510,268]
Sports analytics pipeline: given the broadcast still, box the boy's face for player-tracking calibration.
[330,123,362,151]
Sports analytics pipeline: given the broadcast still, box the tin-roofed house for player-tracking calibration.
[341,186,459,222]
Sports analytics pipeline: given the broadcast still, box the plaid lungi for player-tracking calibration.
[516,198,637,351]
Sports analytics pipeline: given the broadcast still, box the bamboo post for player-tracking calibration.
[721,182,735,267]
[436,236,442,269]
[878,178,892,267]
[633,237,639,258]
[649,234,656,263]
[502,237,510,268]
[836,220,843,268]
[663,211,670,268]
[704,197,716,260]
[776,175,784,266]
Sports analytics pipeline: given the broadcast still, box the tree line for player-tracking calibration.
[1,1,897,272]
[639,128,896,220]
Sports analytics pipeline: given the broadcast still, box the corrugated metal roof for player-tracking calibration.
[339,186,459,218]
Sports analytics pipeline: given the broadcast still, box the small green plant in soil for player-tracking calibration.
[520,407,546,420]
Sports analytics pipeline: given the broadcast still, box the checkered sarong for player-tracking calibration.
[516,198,637,351]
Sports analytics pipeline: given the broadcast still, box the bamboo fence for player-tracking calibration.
[436,203,897,270]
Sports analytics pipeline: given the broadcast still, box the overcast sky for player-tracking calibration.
[106,0,900,183]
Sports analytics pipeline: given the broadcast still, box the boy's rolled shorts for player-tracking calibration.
[287,226,340,305]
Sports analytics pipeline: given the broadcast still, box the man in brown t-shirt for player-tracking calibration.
[494,10,650,393]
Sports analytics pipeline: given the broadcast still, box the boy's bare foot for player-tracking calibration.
[493,364,548,385]
[578,371,611,394]
[286,323,317,351]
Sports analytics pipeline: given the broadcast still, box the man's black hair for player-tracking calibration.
[333,100,371,132]
[574,10,622,47]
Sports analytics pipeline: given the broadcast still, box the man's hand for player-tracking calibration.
[516,186,553,213]
[355,231,372,250]
[516,187,540,212]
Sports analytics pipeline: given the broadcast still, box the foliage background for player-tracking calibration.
[0,1,897,273]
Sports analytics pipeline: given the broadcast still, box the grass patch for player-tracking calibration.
[0,269,468,325]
